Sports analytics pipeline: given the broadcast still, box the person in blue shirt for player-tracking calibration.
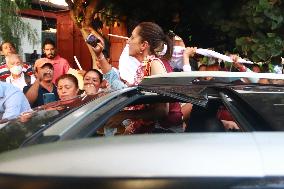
[0,82,31,120]
[23,59,59,108]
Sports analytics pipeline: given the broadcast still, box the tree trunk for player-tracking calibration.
[66,0,103,69]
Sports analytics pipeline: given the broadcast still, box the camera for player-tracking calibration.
[86,34,101,48]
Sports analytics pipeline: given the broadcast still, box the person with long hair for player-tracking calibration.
[82,69,104,95]
[56,74,79,101]
[91,22,183,134]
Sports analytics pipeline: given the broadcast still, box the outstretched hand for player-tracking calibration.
[230,54,246,71]
[230,54,239,63]
[77,70,86,76]
[104,111,128,129]
[84,84,99,95]
[92,42,104,57]
[183,47,197,58]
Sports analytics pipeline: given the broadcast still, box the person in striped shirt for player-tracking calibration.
[0,41,33,81]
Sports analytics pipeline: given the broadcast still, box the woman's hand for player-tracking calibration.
[84,83,99,95]
[92,42,104,57]
[230,54,239,64]
[230,54,246,72]
[77,70,86,77]
[183,47,197,58]
[19,111,34,123]
[221,120,239,130]
[105,111,128,128]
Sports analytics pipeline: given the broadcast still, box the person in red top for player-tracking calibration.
[40,38,70,83]
[93,22,183,134]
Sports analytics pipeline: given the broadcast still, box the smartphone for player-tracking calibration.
[43,93,56,104]
[86,34,101,48]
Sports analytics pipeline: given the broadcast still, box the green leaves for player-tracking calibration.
[236,32,284,62]
[84,0,284,65]
[0,0,38,51]
[230,0,284,63]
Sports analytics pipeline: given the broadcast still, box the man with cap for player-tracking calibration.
[23,58,59,108]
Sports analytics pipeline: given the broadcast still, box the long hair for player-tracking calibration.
[137,22,173,60]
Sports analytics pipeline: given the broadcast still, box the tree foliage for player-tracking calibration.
[65,0,284,64]
[0,0,38,51]
[65,0,104,68]
[101,0,284,63]
[211,0,284,63]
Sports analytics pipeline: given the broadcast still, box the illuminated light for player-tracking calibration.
[40,0,68,6]
[118,180,168,189]
[44,28,57,33]
[73,110,85,118]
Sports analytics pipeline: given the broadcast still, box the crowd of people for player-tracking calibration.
[0,21,283,133]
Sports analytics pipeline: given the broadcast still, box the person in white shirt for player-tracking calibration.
[170,35,191,72]
[5,54,35,91]
[118,44,140,85]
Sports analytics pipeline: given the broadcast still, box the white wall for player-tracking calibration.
[20,17,42,62]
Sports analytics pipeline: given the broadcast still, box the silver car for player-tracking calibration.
[0,72,283,188]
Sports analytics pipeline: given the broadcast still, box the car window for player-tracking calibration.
[96,95,241,137]
[230,85,284,131]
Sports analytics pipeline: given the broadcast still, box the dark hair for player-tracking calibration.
[83,69,103,83]
[167,30,176,39]
[92,18,103,30]
[220,61,225,69]
[261,63,269,73]
[137,22,173,60]
[0,41,16,51]
[198,64,207,69]
[271,56,282,65]
[252,64,260,68]
[43,38,56,49]
[56,74,79,89]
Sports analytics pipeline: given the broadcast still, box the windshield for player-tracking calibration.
[0,94,103,153]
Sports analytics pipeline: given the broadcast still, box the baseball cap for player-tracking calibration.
[34,58,53,70]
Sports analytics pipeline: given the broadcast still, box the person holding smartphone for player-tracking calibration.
[90,22,183,134]
[23,58,59,108]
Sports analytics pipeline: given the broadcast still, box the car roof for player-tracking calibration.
[0,133,284,177]
[145,71,284,80]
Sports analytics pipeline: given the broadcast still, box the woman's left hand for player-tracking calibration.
[183,47,197,58]
[77,70,86,76]
[84,84,99,95]
[92,42,104,57]
[105,111,128,128]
